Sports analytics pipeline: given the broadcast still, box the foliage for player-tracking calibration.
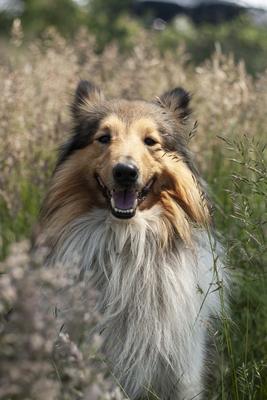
[87,0,134,42]
[1,1,267,74]
[0,0,86,37]
[0,29,266,398]
[155,15,267,75]
[205,136,267,400]
[22,0,86,37]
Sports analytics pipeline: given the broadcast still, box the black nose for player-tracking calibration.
[113,163,139,186]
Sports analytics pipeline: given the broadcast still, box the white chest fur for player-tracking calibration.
[52,206,227,399]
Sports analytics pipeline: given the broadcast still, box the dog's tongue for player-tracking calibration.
[113,190,137,210]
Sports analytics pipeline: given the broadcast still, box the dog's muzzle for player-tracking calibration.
[95,171,156,220]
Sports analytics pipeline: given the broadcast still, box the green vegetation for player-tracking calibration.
[1,0,267,74]
[155,16,267,75]
[206,136,267,399]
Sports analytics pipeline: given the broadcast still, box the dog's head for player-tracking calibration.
[41,81,211,243]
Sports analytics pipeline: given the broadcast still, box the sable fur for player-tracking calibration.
[39,81,228,400]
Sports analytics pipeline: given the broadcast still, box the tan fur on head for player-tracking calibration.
[40,81,211,247]
[156,153,210,243]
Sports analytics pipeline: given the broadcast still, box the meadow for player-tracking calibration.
[0,26,266,399]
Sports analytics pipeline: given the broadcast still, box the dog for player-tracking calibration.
[39,80,228,400]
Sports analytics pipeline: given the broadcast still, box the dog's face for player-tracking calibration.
[41,81,210,243]
[88,113,162,219]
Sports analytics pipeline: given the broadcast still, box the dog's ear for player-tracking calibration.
[71,80,104,120]
[155,87,191,122]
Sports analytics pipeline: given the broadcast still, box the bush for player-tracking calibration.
[155,16,267,75]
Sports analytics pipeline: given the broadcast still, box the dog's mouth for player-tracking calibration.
[95,174,156,219]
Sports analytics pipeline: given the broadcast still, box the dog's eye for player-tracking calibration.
[97,134,111,144]
[144,137,157,146]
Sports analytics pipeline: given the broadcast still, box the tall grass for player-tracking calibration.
[206,135,267,399]
[0,27,266,399]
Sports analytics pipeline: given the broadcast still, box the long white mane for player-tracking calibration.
[50,205,227,399]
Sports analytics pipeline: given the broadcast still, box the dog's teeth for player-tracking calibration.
[111,198,115,208]
[113,207,134,214]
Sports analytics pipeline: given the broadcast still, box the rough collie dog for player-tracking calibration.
[39,81,228,400]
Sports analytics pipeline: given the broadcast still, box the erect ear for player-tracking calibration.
[155,87,191,122]
[71,80,104,120]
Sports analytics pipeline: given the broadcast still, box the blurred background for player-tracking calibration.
[0,1,266,400]
[1,0,267,74]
